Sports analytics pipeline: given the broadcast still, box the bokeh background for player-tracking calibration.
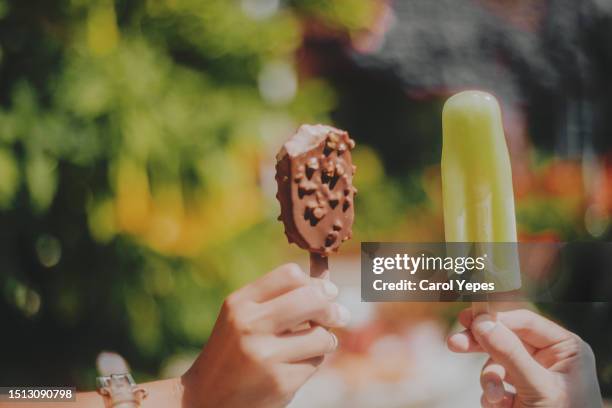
[0,0,611,406]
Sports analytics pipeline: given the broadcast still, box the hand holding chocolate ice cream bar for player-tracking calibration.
[275,124,357,278]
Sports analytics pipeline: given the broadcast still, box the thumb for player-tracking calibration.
[471,314,552,393]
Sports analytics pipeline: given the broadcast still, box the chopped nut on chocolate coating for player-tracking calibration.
[324,162,335,176]
[325,231,338,246]
[307,157,319,169]
[312,207,325,219]
[343,199,351,212]
[298,180,317,197]
[306,157,319,179]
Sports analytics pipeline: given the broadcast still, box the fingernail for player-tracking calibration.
[472,314,496,335]
[336,304,351,326]
[322,281,339,299]
[329,333,339,352]
[484,380,505,403]
[447,331,470,351]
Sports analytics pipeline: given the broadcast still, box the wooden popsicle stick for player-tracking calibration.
[310,252,329,279]
[291,253,330,333]
[472,299,498,319]
[472,301,489,316]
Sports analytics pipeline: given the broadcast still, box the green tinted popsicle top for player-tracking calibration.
[442,91,517,243]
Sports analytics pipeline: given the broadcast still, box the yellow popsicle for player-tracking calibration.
[441,90,521,293]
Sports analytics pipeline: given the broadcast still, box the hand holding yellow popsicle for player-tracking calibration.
[441,91,521,311]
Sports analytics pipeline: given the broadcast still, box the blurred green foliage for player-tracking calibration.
[0,0,390,388]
